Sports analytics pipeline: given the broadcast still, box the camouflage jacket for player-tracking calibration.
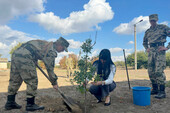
[143,24,170,50]
[18,40,58,85]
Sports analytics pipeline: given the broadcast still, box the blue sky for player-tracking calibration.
[0,0,170,64]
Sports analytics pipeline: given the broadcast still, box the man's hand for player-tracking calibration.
[90,81,102,86]
[158,46,168,52]
[146,48,150,53]
[53,84,58,91]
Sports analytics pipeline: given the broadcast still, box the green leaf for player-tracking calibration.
[70,38,96,95]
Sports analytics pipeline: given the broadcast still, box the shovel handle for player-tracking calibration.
[35,63,81,110]
[35,63,63,94]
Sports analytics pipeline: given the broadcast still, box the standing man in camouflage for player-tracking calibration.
[65,55,74,78]
[143,14,170,99]
[5,37,69,111]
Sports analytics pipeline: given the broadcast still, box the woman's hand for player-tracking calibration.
[91,81,103,86]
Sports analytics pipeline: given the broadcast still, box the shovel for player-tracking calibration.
[36,64,82,113]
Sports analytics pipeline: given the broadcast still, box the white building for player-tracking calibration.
[0,58,8,69]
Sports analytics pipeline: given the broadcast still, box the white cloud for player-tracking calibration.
[109,48,133,62]
[124,48,133,56]
[95,25,101,30]
[109,47,122,53]
[67,39,82,49]
[113,15,170,35]
[0,25,34,44]
[160,21,169,25]
[29,0,114,34]
[89,49,99,59]
[91,50,98,57]
[125,48,133,53]
[0,25,38,59]
[112,56,124,62]
[128,41,134,44]
[48,38,82,49]
[109,47,133,54]
[113,16,150,35]
[47,38,56,42]
[58,51,74,56]
[0,42,8,50]
[0,0,45,25]
[111,49,133,62]
[0,26,80,64]
[55,51,76,65]
[55,56,63,65]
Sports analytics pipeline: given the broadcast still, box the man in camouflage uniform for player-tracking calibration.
[5,37,69,111]
[65,55,74,78]
[143,14,170,99]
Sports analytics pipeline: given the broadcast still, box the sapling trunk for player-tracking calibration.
[71,39,98,113]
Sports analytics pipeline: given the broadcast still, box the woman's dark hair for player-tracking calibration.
[97,49,114,80]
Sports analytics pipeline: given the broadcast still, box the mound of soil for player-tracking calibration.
[0,80,170,113]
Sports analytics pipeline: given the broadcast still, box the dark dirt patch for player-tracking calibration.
[0,80,170,113]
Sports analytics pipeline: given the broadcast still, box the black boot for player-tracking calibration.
[5,94,22,110]
[26,97,44,111]
[155,85,166,99]
[151,84,158,95]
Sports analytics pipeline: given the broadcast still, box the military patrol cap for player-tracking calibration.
[149,14,158,21]
[57,37,69,52]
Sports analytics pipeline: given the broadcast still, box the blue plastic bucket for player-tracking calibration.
[132,86,151,106]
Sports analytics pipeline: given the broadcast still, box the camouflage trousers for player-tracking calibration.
[8,48,38,98]
[148,47,166,85]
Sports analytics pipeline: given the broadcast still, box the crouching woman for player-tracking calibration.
[89,49,116,106]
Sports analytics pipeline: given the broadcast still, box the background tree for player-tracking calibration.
[76,50,82,70]
[126,52,135,67]
[9,42,23,57]
[59,53,78,69]
[0,54,2,57]
[127,51,148,69]
[69,53,78,69]
[137,51,148,69]
[114,61,124,68]
[38,60,46,69]
[91,55,99,64]
[59,56,67,69]
[166,51,170,68]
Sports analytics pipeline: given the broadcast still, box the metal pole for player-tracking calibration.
[133,19,143,70]
[134,24,137,70]
[123,49,131,90]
